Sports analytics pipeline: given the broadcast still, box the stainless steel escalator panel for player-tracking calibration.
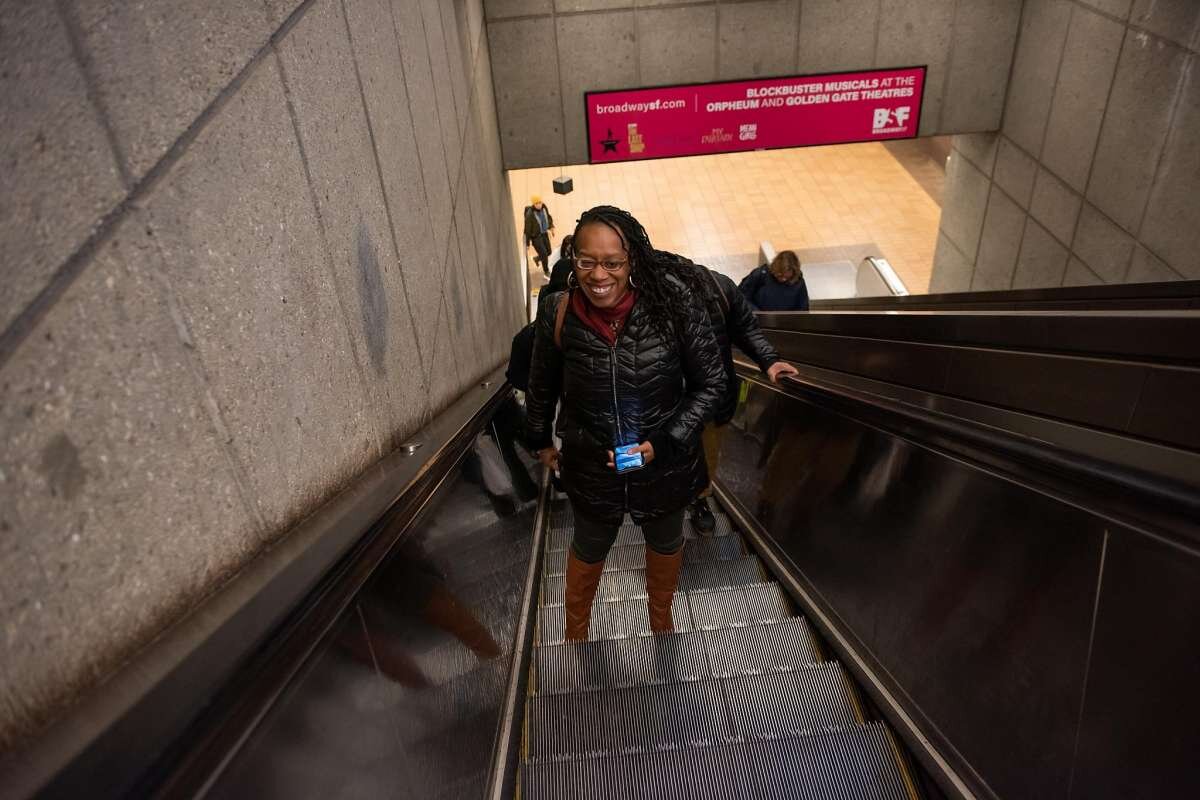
[522,742,758,800]
[744,582,793,622]
[702,617,822,678]
[528,679,732,761]
[521,725,908,800]
[676,557,763,591]
[687,585,755,629]
[528,690,606,760]
[538,604,565,645]
[724,665,860,739]
[746,723,910,800]
[536,631,711,695]
[682,535,745,563]
[606,679,731,754]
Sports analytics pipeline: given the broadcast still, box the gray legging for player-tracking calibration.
[570,506,685,563]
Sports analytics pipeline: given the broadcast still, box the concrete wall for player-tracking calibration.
[0,0,522,748]
[484,0,1022,168]
[932,0,1200,292]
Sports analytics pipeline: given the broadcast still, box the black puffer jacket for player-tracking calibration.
[526,286,726,525]
[698,268,783,424]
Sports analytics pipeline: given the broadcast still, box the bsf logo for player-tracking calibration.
[739,123,758,141]
[872,106,911,133]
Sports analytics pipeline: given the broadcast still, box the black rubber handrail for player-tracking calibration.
[808,279,1200,312]
[736,362,1200,553]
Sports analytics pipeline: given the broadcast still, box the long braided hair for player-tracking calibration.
[566,205,716,344]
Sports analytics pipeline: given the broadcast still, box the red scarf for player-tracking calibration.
[570,287,638,345]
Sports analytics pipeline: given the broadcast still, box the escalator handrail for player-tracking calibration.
[485,467,551,800]
[736,360,1200,548]
[809,278,1200,311]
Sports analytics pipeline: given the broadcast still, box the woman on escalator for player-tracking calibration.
[525,206,725,641]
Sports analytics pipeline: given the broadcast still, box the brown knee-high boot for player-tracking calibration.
[644,547,684,634]
[564,551,606,641]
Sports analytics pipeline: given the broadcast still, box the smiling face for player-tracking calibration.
[573,222,632,309]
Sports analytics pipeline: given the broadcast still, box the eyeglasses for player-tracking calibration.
[573,257,629,272]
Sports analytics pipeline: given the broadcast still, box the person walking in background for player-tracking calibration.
[739,249,810,311]
[688,265,799,533]
[524,196,555,276]
[526,206,724,640]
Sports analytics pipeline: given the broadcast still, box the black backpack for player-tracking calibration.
[506,323,536,392]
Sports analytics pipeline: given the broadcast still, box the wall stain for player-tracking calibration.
[40,433,86,501]
[356,222,389,374]
[450,265,465,330]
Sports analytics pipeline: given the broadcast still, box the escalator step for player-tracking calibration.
[526,667,858,763]
[607,679,731,754]
[676,557,763,592]
[536,618,822,694]
[745,582,792,622]
[527,679,731,761]
[702,617,821,678]
[527,690,605,760]
[521,724,905,800]
[687,586,753,629]
[747,723,910,800]
[687,582,794,629]
[538,594,692,645]
[604,743,756,800]
[724,664,859,739]
[536,631,711,695]
[682,535,744,563]
[542,558,764,607]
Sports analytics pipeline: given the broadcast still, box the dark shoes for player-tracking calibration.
[689,498,716,536]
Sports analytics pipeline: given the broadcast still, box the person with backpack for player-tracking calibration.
[739,249,810,311]
[523,196,555,276]
[688,265,799,533]
[525,206,725,641]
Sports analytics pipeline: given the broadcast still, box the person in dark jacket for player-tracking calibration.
[687,266,798,532]
[526,206,725,640]
[537,235,574,319]
[523,196,555,276]
[739,249,809,311]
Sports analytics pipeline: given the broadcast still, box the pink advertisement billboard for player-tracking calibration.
[585,66,926,164]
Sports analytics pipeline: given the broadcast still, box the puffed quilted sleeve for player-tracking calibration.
[721,272,781,372]
[651,289,726,455]
[525,291,565,451]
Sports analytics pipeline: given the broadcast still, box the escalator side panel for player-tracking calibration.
[721,378,1115,799]
[203,432,538,799]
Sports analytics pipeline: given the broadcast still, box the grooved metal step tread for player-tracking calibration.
[542,536,745,578]
[526,663,859,762]
[537,582,790,645]
[538,594,694,645]
[520,722,910,800]
[535,617,822,695]
[689,582,792,629]
[540,556,764,606]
